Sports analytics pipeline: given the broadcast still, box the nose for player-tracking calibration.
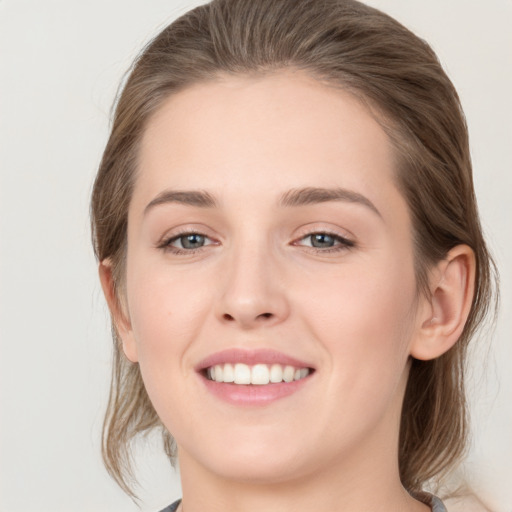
[215,244,290,329]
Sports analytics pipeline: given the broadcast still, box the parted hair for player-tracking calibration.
[91,0,497,497]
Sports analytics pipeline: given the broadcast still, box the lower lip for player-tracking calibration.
[201,375,311,406]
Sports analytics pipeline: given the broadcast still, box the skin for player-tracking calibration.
[100,70,475,512]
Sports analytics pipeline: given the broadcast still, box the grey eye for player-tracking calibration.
[309,233,337,248]
[178,233,206,249]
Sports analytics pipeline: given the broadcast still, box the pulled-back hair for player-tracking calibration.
[91,0,497,497]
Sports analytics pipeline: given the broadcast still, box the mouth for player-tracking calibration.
[196,349,315,405]
[203,363,312,385]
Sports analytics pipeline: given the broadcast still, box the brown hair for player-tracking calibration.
[91,0,497,497]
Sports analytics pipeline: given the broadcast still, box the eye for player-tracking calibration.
[307,233,338,248]
[159,231,216,254]
[173,233,208,249]
[295,232,354,252]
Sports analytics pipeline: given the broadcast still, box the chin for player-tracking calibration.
[205,452,314,485]
[178,426,329,486]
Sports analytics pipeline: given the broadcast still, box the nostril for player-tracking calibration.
[222,312,273,322]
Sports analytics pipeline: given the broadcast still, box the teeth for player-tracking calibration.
[223,363,235,383]
[206,363,310,385]
[234,363,251,384]
[251,364,270,385]
[214,365,224,383]
[269,364,283,383]
[283,365,295,383]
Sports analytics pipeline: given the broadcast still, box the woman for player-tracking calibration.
[91,0,497,510]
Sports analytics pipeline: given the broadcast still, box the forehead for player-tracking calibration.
[134,70,404,220]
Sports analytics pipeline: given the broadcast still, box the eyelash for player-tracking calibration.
[295,232,355,253]
[158,230,355,255]
[157,230,216,255]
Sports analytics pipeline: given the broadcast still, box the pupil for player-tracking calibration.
[312,233,334,248]
[182,234,204,249]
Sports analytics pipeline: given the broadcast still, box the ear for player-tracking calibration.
[98,259,139,363]
[410,245,476,361]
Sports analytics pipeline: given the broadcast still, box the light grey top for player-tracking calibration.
[427,493,448,512]
[159,493,447,511]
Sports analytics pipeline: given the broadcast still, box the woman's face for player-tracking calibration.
[117,71,426,483]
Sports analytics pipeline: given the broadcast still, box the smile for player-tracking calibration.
[197,348,315,405]
[206,363,311,385]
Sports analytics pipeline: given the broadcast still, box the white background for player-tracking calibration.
[0,1,510,511]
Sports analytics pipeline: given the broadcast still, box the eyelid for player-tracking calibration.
[156,226,219,254]
[293,223,354,241]
[170,233,215,248]
[155,224,355,255]
[291,225,356,253]
[294,232,354,246]
[156,223,214,244]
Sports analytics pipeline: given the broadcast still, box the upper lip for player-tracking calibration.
[195,348,314,372]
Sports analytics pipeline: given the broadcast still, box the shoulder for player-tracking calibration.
[157,499,181,512]
[444,495,493,512]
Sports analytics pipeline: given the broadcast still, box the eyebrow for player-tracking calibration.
[144,186,381,218]
[279,187,382,217]
[144,190,218,214]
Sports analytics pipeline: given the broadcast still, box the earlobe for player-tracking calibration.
[98,260,139,363]
[410,245,476,361]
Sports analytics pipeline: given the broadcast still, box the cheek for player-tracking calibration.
[301,257,417,389]
[124,268,215,426]
[126,268,212,368]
